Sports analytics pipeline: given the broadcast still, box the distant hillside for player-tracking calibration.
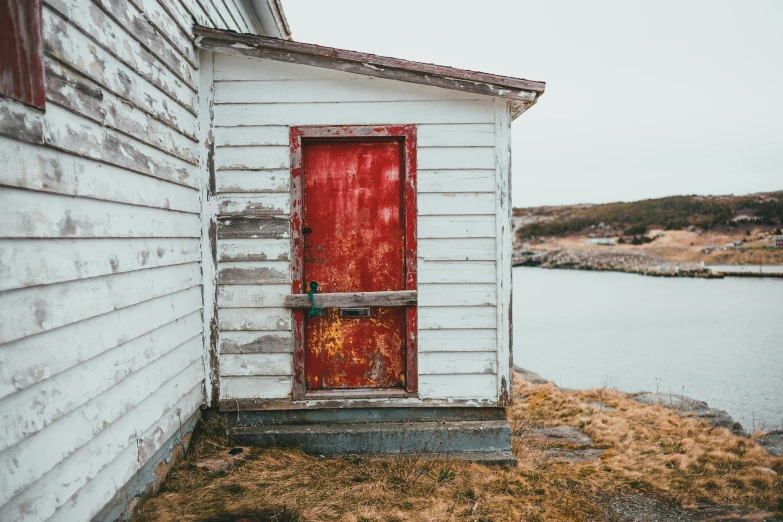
[514,192,783,239]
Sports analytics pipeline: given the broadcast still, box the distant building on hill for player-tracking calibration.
[586,238,617,246]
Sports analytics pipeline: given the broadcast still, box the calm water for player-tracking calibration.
[513,267,783,430]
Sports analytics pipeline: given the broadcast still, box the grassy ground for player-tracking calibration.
[130,375,782,522]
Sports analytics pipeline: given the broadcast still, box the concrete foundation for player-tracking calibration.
[215,407,516,465]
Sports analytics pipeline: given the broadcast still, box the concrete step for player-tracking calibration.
[228,420,514,463]
[221,407,507,427]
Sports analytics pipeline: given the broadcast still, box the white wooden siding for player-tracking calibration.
[0,0,264,519]
[212,54,504,403]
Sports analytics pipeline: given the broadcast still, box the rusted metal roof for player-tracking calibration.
[194,26,545,114]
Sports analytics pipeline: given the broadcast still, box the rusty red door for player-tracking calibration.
[300,137,411,390]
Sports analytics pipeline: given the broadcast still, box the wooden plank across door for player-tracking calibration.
[284,290,417,309]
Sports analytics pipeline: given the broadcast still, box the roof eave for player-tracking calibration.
[247,0,292,40]
[193,26,545,105]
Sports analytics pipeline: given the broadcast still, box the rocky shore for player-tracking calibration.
[514,366,783,457]
[513,248,718,278]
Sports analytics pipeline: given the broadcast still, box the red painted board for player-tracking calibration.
[0,0,45,110]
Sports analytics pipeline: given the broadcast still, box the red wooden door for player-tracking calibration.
[302,139,408,390]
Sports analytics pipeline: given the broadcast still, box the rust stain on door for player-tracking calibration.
[303,140,406,389]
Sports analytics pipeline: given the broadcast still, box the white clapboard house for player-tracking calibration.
[0,1,545,520]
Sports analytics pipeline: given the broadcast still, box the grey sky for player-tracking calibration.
[284,0,783,207]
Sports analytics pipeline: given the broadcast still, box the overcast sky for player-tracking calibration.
[284,1,783,207]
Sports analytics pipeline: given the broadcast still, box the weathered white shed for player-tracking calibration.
[0,3,543,518]
[194,28,545,417]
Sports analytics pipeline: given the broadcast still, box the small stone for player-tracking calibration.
[513,366,549,385]
[757,430,783,457]
[527,426,594,446]
[756,467,777,476]
[629,392,747,436]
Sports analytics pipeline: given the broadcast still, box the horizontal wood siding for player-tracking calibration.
[0,0,260,516]
[212,55,500,403]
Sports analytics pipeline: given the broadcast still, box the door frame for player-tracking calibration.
[289,125,418,400]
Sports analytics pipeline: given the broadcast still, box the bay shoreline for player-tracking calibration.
[513,248,783,278]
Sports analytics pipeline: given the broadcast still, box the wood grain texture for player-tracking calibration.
[219,331,292,354]
[220,376,291,400]
[220,353,291,377]
[418,238,496,261]
[0,287,201,399]
[49,0,196,89]
[418,193,495,216]
[215,100,495,127]
[0,312,201,453]
[0,100,44,144]
[217,263,289,285]
[217,194,289,216]
[43,7,197,140]
[216,125,288,146]
[494,99,513,405]
[44,58,198,164]
[0,137,199,213]
[418,147,495,170]
[217,239,290,262]
[0,237,200,291]
[284,290,417,309]
[0,355,203,522]
[219,396,501,411]
[107,0,197,67]
[419,307,496,330]
[0,262,200,344]
[418,215,495,239]
[419,351,498,375]
[417,124,494,147]
[418,284,495,307]
[217,216,289,239]
[418,169,495,193]
[218,284,290,307]
[419,374,497,400]
[218,308,292,331]
[198,49,219,408]
[216,170,290,193]
[0,187,200,239]
[215,146,289,171]
[418,261,496,284]
[214,78,485,104]
[4,103,197,188]
[418,329,497,353]
[44,1,197,106]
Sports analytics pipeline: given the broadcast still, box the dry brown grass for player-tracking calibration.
[514,379,783,511]
[130,376,782,522]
